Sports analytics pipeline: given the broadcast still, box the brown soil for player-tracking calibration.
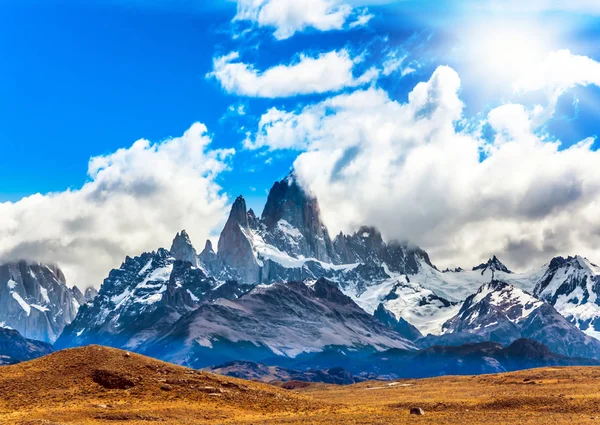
[3,346,600,424]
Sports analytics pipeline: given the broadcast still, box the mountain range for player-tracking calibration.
[4,173,600,378]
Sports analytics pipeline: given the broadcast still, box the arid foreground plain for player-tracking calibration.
[1,346,600,425]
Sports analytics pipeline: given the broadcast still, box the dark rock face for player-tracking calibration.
[0,261,80,343]
[217,196,260,284]
[438,280,600,359]
[139,278,415,368]
[0,327,53,365]
[473,256,513,275]
[170,230,199,267]
[261,175,336,263]
[333,226,433,274]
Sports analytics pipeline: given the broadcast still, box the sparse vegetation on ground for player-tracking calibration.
[2,346,600,424]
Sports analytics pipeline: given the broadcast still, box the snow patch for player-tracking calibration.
[12,292,31,316]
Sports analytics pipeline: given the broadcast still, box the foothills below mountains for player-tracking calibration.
[3,344,600,425]
[3,174,600,379]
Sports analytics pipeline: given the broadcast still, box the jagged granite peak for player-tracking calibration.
[333,226,433,274]
[473,255,513,275]
[533,255,600,339]
[229,195,251,230]
[198,239,239,283]
[170,230,200,267]
[199,239,216,264]
[139,278,416,368]
[70,286,86,306]
[217,195,260,284]
[203,239,215,254]
[439,280,600,359]
[261,174,336,263]
[443,267,465,273]
[0,260,80,343]
[71,285,98,306]
[247,208,260,230]
[56,247,247,351]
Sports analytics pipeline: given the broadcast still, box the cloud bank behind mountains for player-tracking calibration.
[0,123,234,289]
[247,65,600,271]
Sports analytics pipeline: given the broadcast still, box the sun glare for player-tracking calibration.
[460,19,559,91]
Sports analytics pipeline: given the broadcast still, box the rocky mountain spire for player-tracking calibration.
[473,255,512,275]
[170,230,199,267]
[261,174,335,263]
[217,196,259,284]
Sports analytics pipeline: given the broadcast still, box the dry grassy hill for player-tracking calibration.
[0,345,320,424]
[2,346,600,424]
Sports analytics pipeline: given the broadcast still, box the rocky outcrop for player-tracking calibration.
[170,230,199,267]
[217,196,260,284]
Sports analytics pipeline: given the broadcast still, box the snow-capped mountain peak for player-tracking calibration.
[473,255,513,275]
[533,255,600,340]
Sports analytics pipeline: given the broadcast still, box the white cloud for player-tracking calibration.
[209,49,378,98]
[234,0,370,40]
[514,49,600,119]
[0,123,234,288]
[247,66,600,271]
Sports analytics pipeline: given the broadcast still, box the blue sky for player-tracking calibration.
[2,0,600,285]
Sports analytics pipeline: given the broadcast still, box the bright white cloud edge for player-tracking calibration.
[247,57,600,272]
[0,123,234,289]
[209,49,378,98]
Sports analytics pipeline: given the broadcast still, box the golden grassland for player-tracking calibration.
[2,346,600,424]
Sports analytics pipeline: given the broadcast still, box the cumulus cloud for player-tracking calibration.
[514,49,600,119]
[0,123,234,288]
[209,49,378,98]
[246,66,600,271]
[234,0,371,40]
